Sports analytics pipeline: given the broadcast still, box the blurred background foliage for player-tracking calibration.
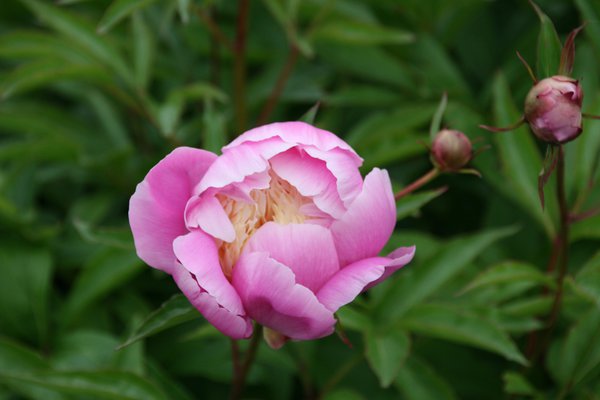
[1,0,600,399]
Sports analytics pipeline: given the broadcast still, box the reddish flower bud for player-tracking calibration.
[430,129,472,172]
[524,75,583,144]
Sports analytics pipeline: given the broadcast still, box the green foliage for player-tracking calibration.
[1,0,599,398]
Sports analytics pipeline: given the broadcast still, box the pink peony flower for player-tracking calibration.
[129,122,414,342]
[524,75,583,144]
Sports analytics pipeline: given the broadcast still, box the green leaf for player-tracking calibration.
[315,43,413,90]
[98,0,157,34]
[491,72,555,238]
[0,245,52,345]
[325,86,402,107]
[118,294,199,349]
[503,371,538,395]
[574,251,600,307]
[346,104,437,147]
[0,60,110,100]
[0,31,93,63]
[395,356,458,400]
[202,100,227,153]
[20,0,133,85]
[0,338,61,400]
[176,0,190,23]
[530,0,562,77]
[298,102,320,124]
[396,188,447,220]
[2,371,167,400]
[430,92,448,140]
[374,226,518,322]
[549,307,600,389]
[131,12,154,90]
[0,337,49,373]
[62,247,143,327]
[158,83,227,136]
[575,0,600,53]
[400,304,528,365]
[312,20,414,46]
[460,261,553,295]
[571,214,600,242]
[365,329,410,388]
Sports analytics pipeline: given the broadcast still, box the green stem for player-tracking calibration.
[394,169,439,200]
[229,325,263,400]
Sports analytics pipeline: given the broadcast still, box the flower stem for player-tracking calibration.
[394,168,439,200]
[229,325,263,400]
[547,146,570,329]
[233,0,249,135]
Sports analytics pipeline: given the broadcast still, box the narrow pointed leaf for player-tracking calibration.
[374,226,518,322]
[396,187,447,220]
[365,330,410,388]
[20,0,133,84]
[98,0,158,34]
[530,0,562,77]
[400,304,528,365]
[118,294,199,349]
[460,261,553,295]
[559,26,584,75]
[395,356,458,400]
[429,92,448,140]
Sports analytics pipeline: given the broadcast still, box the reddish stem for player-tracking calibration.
[394,169,439,200]
[257,44,300,125]
[233,0,250,134]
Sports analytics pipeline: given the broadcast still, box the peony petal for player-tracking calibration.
[195,137,293,195]
[173,230,246,316]
[317,246,415,312]
[172,263,252,339]
[224,121,359,156]
[331,168,396,267]
[364,246,416,290]
[129,147,216,273]
[302,146,363,206]
[184,195,235,242]
[232,251,336,340]
[269,148,345,219]
[245,222,340,292]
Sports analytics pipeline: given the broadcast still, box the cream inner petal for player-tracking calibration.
[217,171,315,279]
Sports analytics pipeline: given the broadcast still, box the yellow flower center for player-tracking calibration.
[217,172,311,279]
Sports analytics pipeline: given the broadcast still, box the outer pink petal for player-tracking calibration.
[269,148,345,219]
[245,222,340,292]
[317,246,415,313]
[331,168,396,267]
[129,147,216,273]
[364,246,416,290]
[172,263,252,339]
[232,251,336,340]
[173,230,246,316]
[224,121,358,156]
[184,194,235,242]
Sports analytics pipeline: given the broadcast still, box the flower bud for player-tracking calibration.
[430,129,472,172]
[524,75,583,144]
